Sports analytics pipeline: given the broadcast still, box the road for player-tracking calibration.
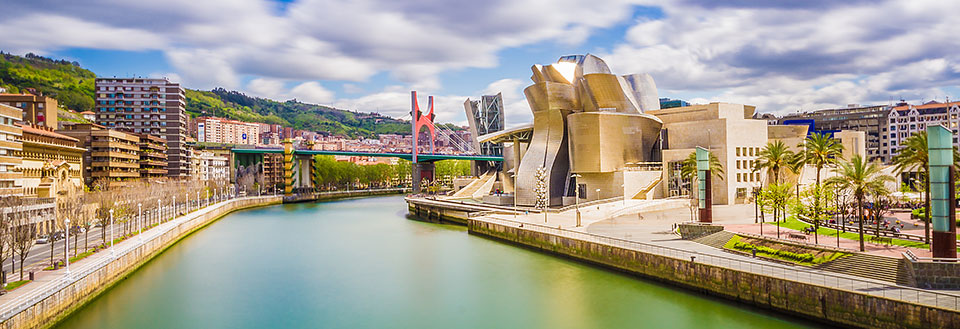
[0,205,189,281]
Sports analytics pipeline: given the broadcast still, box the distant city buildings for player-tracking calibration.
[94,77,189,178]
[192,116,260,145]
[776,104,890,162]
[659,98,689,109]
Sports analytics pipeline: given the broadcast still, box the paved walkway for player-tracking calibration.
[479,199,960,310]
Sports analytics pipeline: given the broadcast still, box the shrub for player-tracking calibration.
[732,241,816,263]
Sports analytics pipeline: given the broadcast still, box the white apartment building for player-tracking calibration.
[196,151,229,182]
[195,117,260,145]
[883,101,960,159]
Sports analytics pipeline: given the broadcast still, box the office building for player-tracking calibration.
[59,124,141,185]
[0,104,23,196]
[192,116,260,145]
[777,104,889,162]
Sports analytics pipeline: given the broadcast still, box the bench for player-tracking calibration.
[787,233,808,241]
[869,236,893,245]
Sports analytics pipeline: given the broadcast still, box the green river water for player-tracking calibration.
[53,195,824,329]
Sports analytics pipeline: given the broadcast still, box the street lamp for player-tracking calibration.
[571,174,582,227]
[172,196,176,217]
[510,173,519,218]
[157,199,161,225]
[64,218,70,276]
[138,203,143,243]
[108,209,115,257]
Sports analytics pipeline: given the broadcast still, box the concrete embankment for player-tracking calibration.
[0,196,283,329]
[467,218,960,329]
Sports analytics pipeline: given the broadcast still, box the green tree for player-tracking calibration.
[792,132,844,243]
[825,155,894,251]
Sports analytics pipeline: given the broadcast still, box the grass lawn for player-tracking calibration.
[775,215,932,250]
[723,235,848,266]
[4,280,30,291]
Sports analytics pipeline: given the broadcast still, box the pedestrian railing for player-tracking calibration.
[474,216,960,310]
[0,194,271,323]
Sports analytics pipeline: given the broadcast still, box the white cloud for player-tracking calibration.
[290,82,335,104]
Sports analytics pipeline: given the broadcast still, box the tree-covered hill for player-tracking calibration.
[0,52,96,112]
[0,52,460,138]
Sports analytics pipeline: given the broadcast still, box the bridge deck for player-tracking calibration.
[231,148,502,162]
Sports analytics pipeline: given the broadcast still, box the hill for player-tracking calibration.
[0,52,96,112]
[0,52,461,138]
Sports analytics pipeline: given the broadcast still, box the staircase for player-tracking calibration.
[815,253,909,285]
[452,172,495,199]
[692,231,736,249]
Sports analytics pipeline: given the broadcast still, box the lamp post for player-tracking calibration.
[63,218,71,276]
[138,203,143,243]
[196,191,200,210]
[510,173,519,218]
[172,196,176,217]
[571,174,582,227]
[108,209,115,257]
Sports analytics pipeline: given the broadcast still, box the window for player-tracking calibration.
[737,173,741,182]
[736,160,741,169]
[736,147,741,156]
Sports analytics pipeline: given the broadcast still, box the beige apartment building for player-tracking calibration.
[0,104,23,196]
[94,77,189,177]
[193,117,260,145]
[0,92,58,129]
[59,124,141,186]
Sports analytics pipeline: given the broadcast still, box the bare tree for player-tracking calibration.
[0,197,15,282]
[9,200,36,281]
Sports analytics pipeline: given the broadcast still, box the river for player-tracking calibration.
[54,195,823,328]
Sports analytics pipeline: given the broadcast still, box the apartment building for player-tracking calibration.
[884,101,960,159]
[195,151,229,183]
[94,77,189,177]
[0,104,23,196]
[0,92,58,128]
[136,133,168,178]
[59,124,141,185]
[777,104,890,162]
[192,117,260,145]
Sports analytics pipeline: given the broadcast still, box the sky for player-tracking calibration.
[1,0,958,127]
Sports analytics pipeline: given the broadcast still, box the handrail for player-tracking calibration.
[473,215,960,310]
[904,250,959,263]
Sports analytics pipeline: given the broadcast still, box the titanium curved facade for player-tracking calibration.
[512,54,664,206]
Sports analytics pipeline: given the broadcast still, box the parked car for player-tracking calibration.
[52,232,65,241]
[36,235,49,244]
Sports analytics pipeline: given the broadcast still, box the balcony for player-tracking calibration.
[92,161,140,169]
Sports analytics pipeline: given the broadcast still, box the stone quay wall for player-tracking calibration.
[902,259,960,290]
[1,196,283,329]
[468,218,960,329]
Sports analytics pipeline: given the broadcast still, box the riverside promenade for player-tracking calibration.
[409,196,960,328]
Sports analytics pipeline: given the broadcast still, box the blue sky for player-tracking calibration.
[1,0,958,125]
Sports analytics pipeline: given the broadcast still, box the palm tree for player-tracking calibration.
[891,132,960,244]
[793,132,844,243]
[754,141,794,185]
[754,141,794,224]
[826,155,894,251]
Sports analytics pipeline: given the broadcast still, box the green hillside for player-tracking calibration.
[0,52,449,138]
[0,52,96,112]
